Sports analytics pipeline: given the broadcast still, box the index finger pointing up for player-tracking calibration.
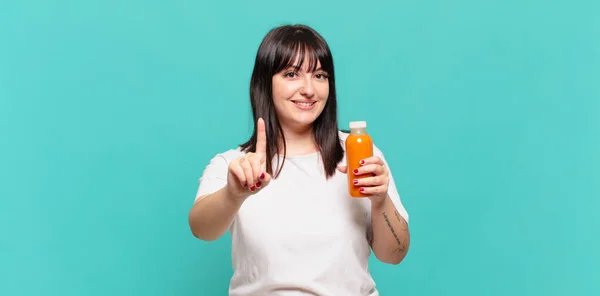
[256,117,267,160]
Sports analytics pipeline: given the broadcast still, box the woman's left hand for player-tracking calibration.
[337,156,389,204]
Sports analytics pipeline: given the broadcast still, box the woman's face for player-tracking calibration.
[271,57,330,132]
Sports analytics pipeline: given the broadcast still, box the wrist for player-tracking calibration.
[224,187,248,205]
[371,194,390,211]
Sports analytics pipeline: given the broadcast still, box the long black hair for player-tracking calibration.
[240,24,344,179]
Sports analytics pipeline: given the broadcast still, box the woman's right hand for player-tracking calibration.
[227,118,272,200]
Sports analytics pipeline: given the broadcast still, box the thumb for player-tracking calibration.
[337,165,348,174]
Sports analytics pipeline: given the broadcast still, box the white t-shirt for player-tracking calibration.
[195,131,409,296]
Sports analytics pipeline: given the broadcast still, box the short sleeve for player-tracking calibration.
[194,154,229,202]
[374,145,410,225]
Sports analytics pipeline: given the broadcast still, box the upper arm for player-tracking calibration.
[194,154,229,203]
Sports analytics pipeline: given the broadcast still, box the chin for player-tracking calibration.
[293,110,324,124]
[285,113,322,130]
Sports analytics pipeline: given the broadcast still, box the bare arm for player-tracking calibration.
[338,153,410,265]
[370,195,410,264]
[188,187,245,241]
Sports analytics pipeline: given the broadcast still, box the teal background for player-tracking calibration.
[1,0,599,295]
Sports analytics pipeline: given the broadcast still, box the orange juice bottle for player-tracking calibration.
[345,121,373,198]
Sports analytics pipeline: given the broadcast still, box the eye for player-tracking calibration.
[284,71,297,78]
[315,73,329,80]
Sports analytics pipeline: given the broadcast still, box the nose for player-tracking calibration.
[299,75,315,98]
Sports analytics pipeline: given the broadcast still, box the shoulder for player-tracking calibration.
[195,147,245,200]
[216,147,246,161]
[200,147,245,174]
[337,130,385,157]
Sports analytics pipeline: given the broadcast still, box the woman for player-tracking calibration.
[188,24,410,296]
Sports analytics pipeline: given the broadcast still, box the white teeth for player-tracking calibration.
[293,101,315,107]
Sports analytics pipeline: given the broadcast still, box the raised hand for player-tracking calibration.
[227,118,272,200]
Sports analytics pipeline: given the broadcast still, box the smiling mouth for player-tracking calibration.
[291,100,316,107]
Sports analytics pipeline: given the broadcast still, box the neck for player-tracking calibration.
[279,124,318,156]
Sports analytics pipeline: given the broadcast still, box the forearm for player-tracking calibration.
[370,195,410,264]
[188,186,244,241]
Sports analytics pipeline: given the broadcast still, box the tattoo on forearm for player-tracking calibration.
[382,212,405,252]
[394,210,409,231]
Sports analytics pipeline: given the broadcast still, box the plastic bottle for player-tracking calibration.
[345,121,373,198]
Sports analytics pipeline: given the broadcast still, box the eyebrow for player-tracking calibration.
[286,66,326,72]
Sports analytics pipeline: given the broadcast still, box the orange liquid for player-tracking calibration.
[346,133,373,197]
